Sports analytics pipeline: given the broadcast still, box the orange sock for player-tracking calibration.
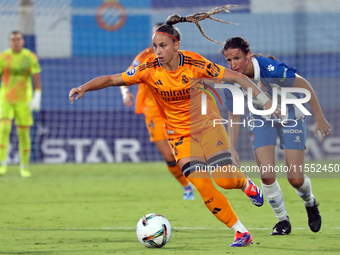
[188,172,238,228]
[212,165,247,190]
[167,161,190,187]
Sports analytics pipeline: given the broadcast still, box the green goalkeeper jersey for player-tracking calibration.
[0,48,41,104]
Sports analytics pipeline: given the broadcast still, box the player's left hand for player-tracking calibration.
[29,90,41,111]
[122,91,135,107]
[315,117,331,143]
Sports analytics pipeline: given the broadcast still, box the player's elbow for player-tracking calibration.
[110,74,126,87]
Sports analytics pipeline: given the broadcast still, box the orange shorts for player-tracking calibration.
[168,124,230,162]
[145,115,167,142]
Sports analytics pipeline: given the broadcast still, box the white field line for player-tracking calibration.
[1,226,339,231]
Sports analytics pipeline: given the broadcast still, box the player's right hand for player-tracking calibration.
[69,86,84,103]
[264,100,282,119]
[122,91,135,107]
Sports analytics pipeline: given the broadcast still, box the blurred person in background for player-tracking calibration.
[0,31,42,177]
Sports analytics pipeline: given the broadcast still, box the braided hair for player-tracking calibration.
[155,5,237,44]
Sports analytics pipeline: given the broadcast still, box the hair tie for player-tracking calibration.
[179,17,187,23]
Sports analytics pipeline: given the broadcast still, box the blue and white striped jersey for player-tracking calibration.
[224,56,304,120]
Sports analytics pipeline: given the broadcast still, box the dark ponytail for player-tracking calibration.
[166,14,187,26]
[155,5,237,44]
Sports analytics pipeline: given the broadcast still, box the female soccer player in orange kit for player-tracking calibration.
[69,6,282,247]
[120,23,195,200]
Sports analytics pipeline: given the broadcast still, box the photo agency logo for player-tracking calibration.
[198,81,223,113]
[200,81,312,128]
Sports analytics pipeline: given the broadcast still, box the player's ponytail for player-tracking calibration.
[166,14,187,26]
[156,5,237,44]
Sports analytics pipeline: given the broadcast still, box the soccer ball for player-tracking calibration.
[136,213,172,248]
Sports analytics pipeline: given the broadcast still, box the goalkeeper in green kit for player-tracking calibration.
[0,31,42,177]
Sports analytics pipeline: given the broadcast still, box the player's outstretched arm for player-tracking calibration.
[69,74,126,103]
[222,69,281,119]
[222,69,262,96]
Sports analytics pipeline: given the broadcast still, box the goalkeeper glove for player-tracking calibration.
[29,90,42,111]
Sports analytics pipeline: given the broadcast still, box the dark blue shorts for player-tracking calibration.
[247,116,306,151]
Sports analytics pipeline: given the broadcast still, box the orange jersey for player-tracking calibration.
[127,46,159,117]
[122,50,225,139]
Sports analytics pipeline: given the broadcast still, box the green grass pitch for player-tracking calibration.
[0,162,339,254]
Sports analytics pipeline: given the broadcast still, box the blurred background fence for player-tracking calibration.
[0,0,339,163]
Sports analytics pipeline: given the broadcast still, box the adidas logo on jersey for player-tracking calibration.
[215,140,223,147]
[155,79,163,85]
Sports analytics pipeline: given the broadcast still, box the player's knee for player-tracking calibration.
[17,125,30,130]
[214,177,236,190]
[182,161,211,192]
[0,122,12,135]
[261,177,276,186]
[287,177,304,188]
[207,153,235,189]
[0,127,11,136]
[182,161,207,178]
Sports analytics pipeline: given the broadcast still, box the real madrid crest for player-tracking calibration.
[182,75,189,84]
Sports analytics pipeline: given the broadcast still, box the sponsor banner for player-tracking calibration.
[8,110,163,164]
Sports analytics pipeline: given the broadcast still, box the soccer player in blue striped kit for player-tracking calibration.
[222,36,331,235]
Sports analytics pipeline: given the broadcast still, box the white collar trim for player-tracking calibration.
[252,57,260,82]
